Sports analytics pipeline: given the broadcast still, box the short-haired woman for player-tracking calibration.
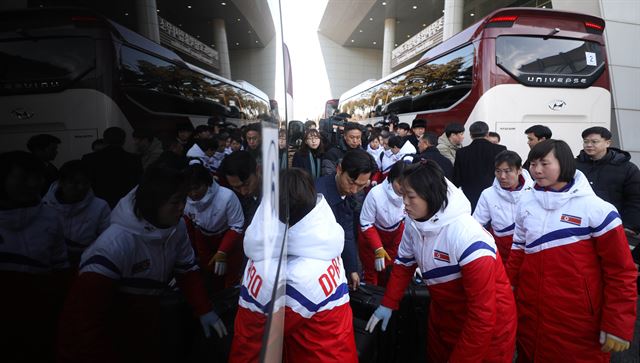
[42,159,111,268]
[230,168,357,362]
[473,150,533,266]
[0,151,68,362]
[507,139,637,362]
[366,160,517,362]
[358,161,407,286]
[379,136,416,176]
[58,167,227,363]
[183,164,244,292]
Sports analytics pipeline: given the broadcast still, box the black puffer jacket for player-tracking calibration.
[413,147,453,179]
[321,139,360,176]
[576,147,640,232]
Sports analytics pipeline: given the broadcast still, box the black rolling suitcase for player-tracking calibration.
[350,276,431,363]
[189,286,240,362]
[349,284,399,363]
[396,278,430,363]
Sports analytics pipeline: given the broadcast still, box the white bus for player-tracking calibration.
[338,7,611,158]
[0,8,270,163]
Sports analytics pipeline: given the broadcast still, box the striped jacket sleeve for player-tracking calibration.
[591,206,637,341]
[381,227,417,310]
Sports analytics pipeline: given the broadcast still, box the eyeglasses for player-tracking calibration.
[583,139,604,145]
[307,136,320,141]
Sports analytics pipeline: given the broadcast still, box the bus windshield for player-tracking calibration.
[0,37,95,94]
[325,99,338,118]
[496,36,604,88]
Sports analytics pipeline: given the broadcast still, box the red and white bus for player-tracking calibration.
[338,7,610,159]
[0,8,270,163]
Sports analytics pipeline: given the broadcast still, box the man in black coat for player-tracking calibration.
[406,118,427,150]
[27,134,61,196]
[413,132,453,179]
[152,138,189,171]
[219,151,262,231]
[316,149,377,292]
[453,121,506,212]
[576,126,640,233]
[321,122,363,176]
[82,127,143,208]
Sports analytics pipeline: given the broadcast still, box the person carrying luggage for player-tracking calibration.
[358,161,406,286]
[366,160,517,362]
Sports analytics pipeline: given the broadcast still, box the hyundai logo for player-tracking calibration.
[11,108,34,120]
[548,100,566,111]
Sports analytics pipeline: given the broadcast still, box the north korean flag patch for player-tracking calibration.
[560,214,582,226]
[132,259,151,274]
[433,250,450,263]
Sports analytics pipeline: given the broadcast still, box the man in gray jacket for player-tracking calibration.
[437,123,465,164]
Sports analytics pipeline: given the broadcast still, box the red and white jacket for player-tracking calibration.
[187,143,217,173]
[380,141,416,174]
[0,202,69,363]
[183,181,244,256]
[472,171,533,265]
[359,179,405,284]
[367,144,383,167]
[230,195,357,363]
[382,180,517,363]
[42,182,111,265]
[58,188,212,363]
[360,179,405,238]
[0,202,68,274]
[507,170,637,362]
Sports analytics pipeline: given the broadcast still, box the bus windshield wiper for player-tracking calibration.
[543,28,560,40]
[15,28,37,40]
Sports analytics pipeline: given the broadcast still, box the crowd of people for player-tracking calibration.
[1,113,639,362]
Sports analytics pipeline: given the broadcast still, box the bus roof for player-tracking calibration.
[107,20,187,67]
[418,7,605,65]
[236,80,270,103]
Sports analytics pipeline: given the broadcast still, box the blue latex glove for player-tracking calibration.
[199,310,228,338]
[365,305,392,333]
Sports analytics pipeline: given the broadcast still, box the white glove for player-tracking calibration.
[208,251,227,276]
[214,260,227,276]
[199,310,228,338]
[600,331,630,352]
[167,277,177,289]
[374,247,391,272]
[365,305,392,333]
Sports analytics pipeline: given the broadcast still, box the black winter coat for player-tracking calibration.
[452,138,506,212]
[576,148,640,232]
[413,147,454,180]
[321,140,360,176]
[82,145,143,208]
[292,150,322,180]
